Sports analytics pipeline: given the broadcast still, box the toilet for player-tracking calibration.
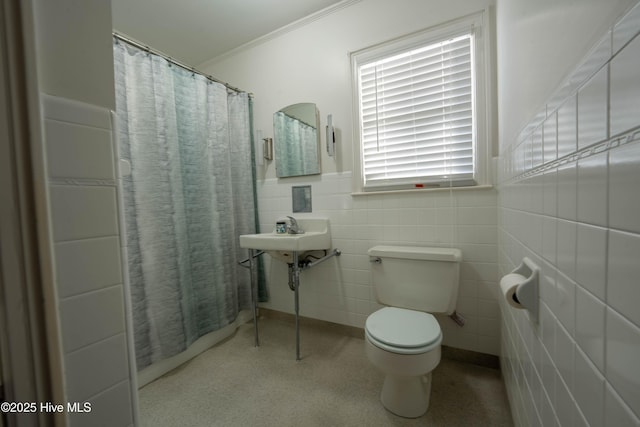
[365,245,462,418]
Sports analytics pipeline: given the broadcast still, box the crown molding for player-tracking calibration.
[198,0,362,68]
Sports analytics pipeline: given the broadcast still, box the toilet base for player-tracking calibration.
[380,372,432,418]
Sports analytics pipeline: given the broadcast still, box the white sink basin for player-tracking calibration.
[239,218,331,252]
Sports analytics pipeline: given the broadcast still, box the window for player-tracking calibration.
[351,12,490,191]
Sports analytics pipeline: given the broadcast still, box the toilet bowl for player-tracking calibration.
[365,307,442,418]
[365,246,461,418]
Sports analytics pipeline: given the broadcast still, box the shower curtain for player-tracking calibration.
[113,39,262,370]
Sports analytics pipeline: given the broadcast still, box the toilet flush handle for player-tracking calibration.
[369,257,382,264]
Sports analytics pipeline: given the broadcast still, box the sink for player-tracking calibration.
[240,217,340,361]
[239,218,331,259]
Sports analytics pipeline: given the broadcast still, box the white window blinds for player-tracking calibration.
[357,33,476,189]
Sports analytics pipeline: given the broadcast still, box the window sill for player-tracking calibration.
[351,184,494,197]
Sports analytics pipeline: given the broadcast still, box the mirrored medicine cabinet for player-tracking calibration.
[273,102,320,178]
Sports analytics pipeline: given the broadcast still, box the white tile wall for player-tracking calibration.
[607,230,640,327]
[45,119,115,180]
[68,380,133,427]
[606,309,640,416]
[49,185,119,241]
[609,142,640,233]
[55,236,123,298]
[498,3,640,425]
[543,113,557,164]
[65,334,130,401]
[577,67,608,149]
[576,153,608,226]
[557,95,577,159]
[255,173,501,355]
[59,285,125,353]
[610,35,640,136]
[42,94,135,426]
[575,285,605,371]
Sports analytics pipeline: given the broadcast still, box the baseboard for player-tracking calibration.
[440,345,500,370]
[258,308,364,339]
[258,308,501,370]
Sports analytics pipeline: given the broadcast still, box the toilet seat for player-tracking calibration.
[365,307,442,355]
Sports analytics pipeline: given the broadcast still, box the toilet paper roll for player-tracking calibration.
[500,273,527,308]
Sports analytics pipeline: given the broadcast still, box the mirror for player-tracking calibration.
[274,102,320,177]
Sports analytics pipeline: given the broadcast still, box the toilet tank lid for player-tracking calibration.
[368,245,462,262]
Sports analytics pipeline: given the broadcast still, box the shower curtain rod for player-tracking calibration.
[113,32,252,97]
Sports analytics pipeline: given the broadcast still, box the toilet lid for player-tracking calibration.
[365,307,441,349]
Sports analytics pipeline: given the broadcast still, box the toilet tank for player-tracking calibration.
[368,245,462,315]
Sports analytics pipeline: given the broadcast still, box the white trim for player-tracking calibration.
[350,9,493,193]
[350,12,482,63]
[0,0,66,424]
[351,184,494,197]
[112,110,141,427]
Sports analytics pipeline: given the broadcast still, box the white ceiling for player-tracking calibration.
[111,0,345,67]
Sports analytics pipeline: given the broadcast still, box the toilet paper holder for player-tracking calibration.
[510,257,539,322]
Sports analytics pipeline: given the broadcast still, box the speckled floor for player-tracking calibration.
[138,315,513,426]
